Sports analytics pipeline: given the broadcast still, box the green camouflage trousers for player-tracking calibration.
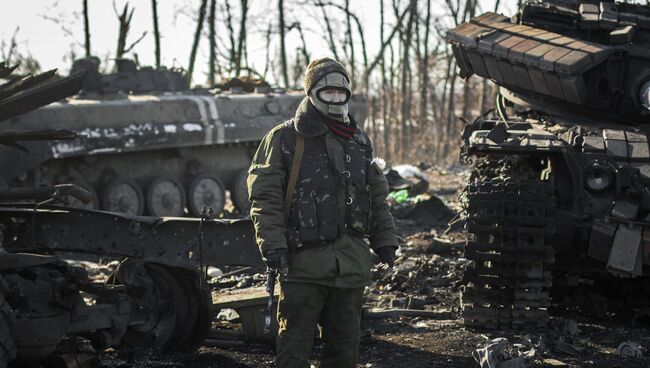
[276,281,364,368]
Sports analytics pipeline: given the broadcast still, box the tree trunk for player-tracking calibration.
[83,0,91,57]
[235,0,249,76]
[400,0,416,162]
[188,0,208,85]
[420,0,431,130]
[115,4,134,60]
[380,0,390,162]
[151,0,161,68]
[345,0,355,85]
[263,22,272,79]
[208,0,216,86]
[278,0,289,88]
[224,0,236,69]
[296,24,310,65]
[316,0,340,61]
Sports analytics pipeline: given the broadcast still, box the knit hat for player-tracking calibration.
[303,58,349,95]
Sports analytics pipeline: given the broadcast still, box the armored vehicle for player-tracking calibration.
[0,62,263,366]
[1,58,367,217]
[447,0,650,329]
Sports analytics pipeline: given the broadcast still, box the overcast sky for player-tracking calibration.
[1,0,518,86]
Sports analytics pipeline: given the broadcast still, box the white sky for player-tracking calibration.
[0,0,517,86]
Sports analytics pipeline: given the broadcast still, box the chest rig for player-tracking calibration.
[280,122,372,247]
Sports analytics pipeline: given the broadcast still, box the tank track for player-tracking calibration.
[460,165,556,329]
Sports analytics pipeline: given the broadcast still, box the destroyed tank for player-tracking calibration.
[1,58,368,217]
[0,62,264,366]
[447,0,650,329]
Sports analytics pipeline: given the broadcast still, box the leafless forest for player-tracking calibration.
[2,0,519,165]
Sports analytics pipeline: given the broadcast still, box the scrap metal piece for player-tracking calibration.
[617,341,643,359]
[607,225,643,277]
[588,221,616,262]
[473,338,509,368]
[610,200,639,221]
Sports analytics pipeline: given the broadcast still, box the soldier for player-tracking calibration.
[247,58,398,368]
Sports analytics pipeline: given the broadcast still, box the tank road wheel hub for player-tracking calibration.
[102,178,144,215]
[116,262,202,352]
[188,174,225,216]
[147,177,187,217]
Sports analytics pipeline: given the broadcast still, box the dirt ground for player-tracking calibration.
[99,166,650,368]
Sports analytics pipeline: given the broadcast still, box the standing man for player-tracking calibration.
[247,58,398,368]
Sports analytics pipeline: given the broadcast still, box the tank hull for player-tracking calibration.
[3,92,368,215]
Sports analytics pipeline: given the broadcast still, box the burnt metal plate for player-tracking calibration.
[582,136,606,152]
[607,225,642,275]
[605,139,628,158]
[588,221,616,262]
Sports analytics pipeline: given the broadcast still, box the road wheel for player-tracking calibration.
[179,270,213,352]
[0,276,17,368]
[147,177,186,217]
[117,262,194,351]
[231,169,251,215]
[187,174,225,216]
[102,178,144,215]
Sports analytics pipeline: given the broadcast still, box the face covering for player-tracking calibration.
[308,72,352,124]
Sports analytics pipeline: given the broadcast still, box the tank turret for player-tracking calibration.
[447,0,650,124]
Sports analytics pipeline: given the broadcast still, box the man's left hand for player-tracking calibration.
[376,247,396,268]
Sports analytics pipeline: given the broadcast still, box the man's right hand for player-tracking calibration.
[263,248,288,272]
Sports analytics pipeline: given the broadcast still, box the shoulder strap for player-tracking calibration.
[283,134,305,223]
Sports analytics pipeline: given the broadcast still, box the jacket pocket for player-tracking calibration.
[315,189,339,241]
[297,190,319,243]
[348,183,371,235]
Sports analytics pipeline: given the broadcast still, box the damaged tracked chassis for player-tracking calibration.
[0,64,263,367]
[447,0,650,329]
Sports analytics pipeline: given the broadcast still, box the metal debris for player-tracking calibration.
[617,341,644,359]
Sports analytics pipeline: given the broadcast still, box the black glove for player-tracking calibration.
[263,248,288,272]
[376,247,397,268]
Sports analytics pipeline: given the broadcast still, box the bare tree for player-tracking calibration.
[83,0,91,57]
[263,22,273,79]
[344,0,355,84]
[318,1,368,91]
[278,0,289,88]
[208,0,217,86]
[380,0,390,161]
[188,0,208,84]
[315,0,340,60]
[400,0,416,161]
[115,3,147,61]
[151,0,161,68]
[224,0,237,67]
[235,0,249,76]
[420,0,431,126]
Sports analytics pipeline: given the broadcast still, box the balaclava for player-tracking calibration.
[303,58,352,124]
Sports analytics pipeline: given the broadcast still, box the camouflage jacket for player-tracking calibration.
[247,97,398,288]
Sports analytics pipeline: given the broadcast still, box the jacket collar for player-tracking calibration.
[294,97,329,138]
[294,97,367,145]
